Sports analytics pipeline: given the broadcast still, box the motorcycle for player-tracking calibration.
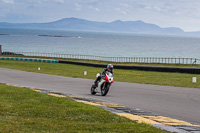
[91,72,114,96]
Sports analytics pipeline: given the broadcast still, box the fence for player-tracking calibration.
[0,45,2,55]
[2,51,200,64]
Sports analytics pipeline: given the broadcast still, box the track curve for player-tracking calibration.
[0,68,199,125]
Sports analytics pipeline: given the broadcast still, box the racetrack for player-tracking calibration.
[0,67,200,126]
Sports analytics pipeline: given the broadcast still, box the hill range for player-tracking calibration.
[0,17,199,35]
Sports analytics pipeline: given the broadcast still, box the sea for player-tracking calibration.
[0,27,200,58]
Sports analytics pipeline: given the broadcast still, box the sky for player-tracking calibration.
[1,0,200,32]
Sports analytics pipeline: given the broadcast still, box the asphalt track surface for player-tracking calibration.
[0,68,200,126]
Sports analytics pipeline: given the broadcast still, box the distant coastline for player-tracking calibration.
[0,34,9,36]
[38,35,81,38]
[38,35,70,37]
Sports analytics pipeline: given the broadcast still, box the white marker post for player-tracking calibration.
[192,77,197,83]
[38,67,40,71]
[84,71,87,75]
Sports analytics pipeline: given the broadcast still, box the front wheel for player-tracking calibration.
[101,83,110,96]
[91,85,96,95]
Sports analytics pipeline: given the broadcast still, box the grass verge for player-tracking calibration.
[0,84,165,133]
[0,60,200,88]
[1,55,200,68]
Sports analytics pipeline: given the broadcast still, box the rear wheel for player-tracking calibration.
[101,83,110,96]
[91,85,96,95]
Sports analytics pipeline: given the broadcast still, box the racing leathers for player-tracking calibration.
[94,68,114,87]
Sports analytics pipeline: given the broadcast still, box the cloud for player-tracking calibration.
[55,0,64,4]
[89,6,99,11]
[119,3,130,8]
[95,8,99,11]
[75,3,82,11]
[0,0,14,4]
[115,8,127,15]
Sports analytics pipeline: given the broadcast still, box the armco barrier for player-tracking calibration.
[0,57,58,63]
[59,60,200,74]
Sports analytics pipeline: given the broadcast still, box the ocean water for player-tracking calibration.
[0,28,200,58]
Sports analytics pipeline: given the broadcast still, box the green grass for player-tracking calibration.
[0,84,165,133]
[1,55,200,68]
[0,60,200,88]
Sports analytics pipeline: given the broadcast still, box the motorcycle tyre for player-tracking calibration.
[101,83,110,96]
[91,85,96,95]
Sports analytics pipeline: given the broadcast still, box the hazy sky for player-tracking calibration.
[1,0,200,31]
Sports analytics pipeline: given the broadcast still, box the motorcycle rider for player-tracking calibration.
[94,64,114,87]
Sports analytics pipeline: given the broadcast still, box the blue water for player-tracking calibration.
[0,28,200,58]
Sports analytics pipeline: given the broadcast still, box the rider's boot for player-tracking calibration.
[94,81,98,87]
[94,76,101,87]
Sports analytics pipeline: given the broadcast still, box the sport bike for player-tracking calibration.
[91,72,114,96]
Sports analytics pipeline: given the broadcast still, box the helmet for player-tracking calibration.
[107,64,113,72]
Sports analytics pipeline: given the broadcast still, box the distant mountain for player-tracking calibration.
[0,17,187,35]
